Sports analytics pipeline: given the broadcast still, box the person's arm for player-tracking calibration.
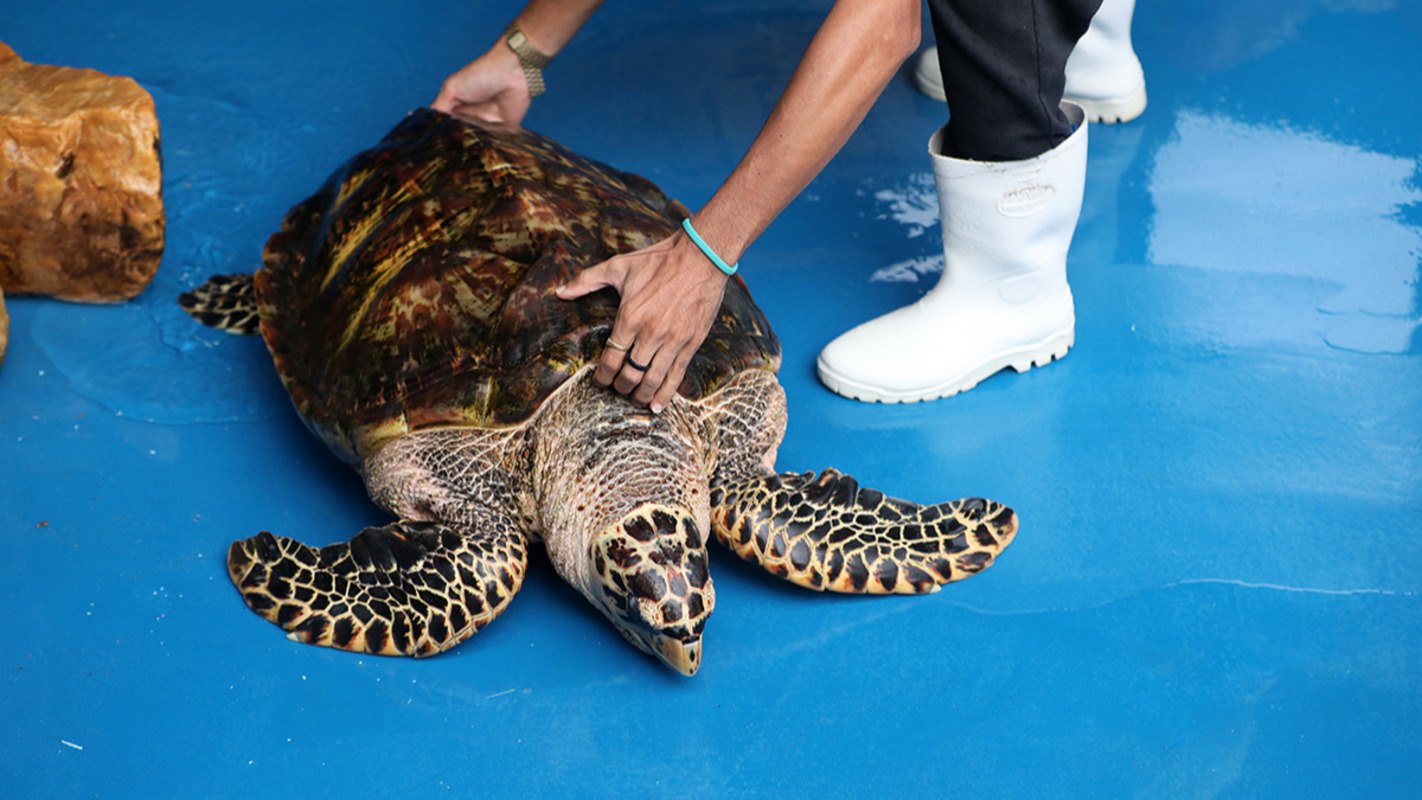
[432,0,605,126]
[557,0,921,411]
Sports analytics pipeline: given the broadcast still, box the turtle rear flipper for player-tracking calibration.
[179,273,259,334]
[709,469,1017,594]
[227,518,527,657]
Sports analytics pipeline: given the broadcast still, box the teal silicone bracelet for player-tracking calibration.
[682,218,739,277]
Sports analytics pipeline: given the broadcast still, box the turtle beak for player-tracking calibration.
[614,623,703,676]
[602,576,713,677]
[651,628,705,673]
[650,631,702,677]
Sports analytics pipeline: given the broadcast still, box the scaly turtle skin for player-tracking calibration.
[181,109,1017,675]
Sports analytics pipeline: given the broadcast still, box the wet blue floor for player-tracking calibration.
[2,0,1420,796]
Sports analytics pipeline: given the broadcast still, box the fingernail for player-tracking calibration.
[650,403,664,415]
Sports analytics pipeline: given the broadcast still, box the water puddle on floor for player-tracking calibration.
[1150,109,1422,355]
[30,285,285,425]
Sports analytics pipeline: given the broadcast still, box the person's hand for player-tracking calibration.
[556,233,730,412]
[432,44,532,128]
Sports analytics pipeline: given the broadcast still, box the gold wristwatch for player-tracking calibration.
[503,22,553,97]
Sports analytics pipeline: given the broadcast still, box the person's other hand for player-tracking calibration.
[556,234,730,412]
[432,44,531,128]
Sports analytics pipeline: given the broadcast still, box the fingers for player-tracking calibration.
[594,314,676,406]
[430,50,533,128]
[556,262,616,301]
[431,82,457,114]
[568,259,633,387]
[613,344,661,396]
[432,62,478,115]
[564,234,725,412]
[588,296,711,411]
[647,347,696,412]
[631,347,674,405]
[632,335,690,407]
[594,317,635,387]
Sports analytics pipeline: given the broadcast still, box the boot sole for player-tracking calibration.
[817,328,1075,404]
[1065,81,1148,125]
[915,55,1147,126]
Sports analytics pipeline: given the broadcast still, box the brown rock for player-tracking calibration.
[0,42,163,302]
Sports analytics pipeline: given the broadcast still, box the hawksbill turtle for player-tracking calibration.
[180,108,1018,675]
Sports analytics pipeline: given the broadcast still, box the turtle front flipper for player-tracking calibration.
[709,469,1017,594]
[179,273,259,334]
[227,518,528,657]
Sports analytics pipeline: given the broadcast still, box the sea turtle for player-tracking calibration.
[180,108,1018,675]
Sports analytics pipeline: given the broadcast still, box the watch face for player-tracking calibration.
[509,31,528,49]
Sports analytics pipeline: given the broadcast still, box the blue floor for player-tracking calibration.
[2,1,1420,796]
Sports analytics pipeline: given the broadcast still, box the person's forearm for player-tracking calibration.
[690,0,921,263]
[512,0,606,56]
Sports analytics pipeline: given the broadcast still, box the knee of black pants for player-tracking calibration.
[928,0,1102,162]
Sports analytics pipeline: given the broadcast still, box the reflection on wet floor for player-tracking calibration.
[1151,109,1421,355]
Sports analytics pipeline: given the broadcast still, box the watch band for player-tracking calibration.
[503,22,552,97]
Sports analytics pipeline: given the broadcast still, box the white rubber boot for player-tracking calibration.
[912,0,1146,124]
[1063,0,1147,123]
[816,103,1087,404]
[912,47,949,103]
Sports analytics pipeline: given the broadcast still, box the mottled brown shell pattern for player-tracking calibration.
[255,109,780,464]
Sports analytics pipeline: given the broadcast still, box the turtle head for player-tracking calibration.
[589,505,715,676]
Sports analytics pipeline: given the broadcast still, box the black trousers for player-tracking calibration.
[927,0,1103,161]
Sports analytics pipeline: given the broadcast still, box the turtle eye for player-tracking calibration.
[589,505,715,643]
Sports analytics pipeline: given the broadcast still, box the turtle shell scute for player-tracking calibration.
[255,109,779,463]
